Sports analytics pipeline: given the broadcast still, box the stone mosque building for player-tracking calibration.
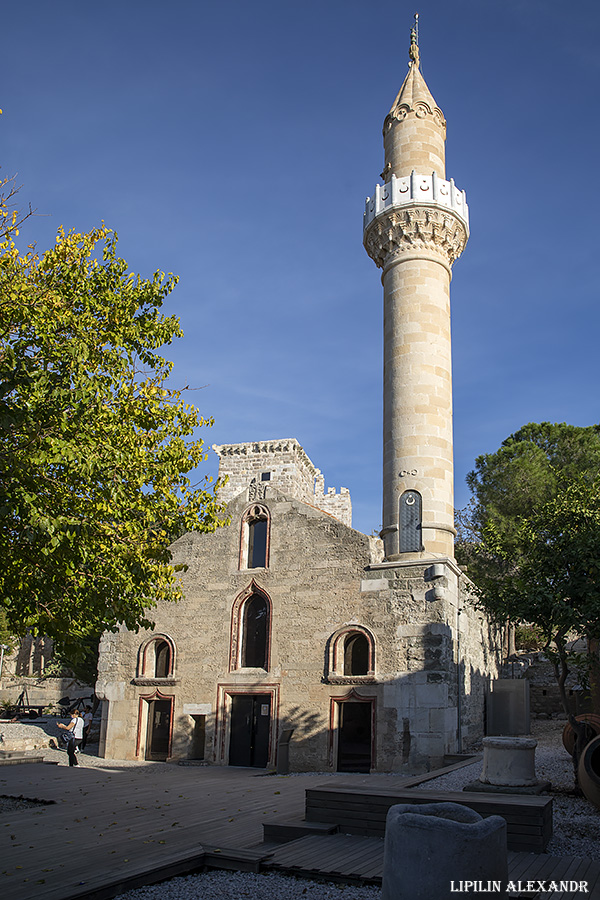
[96,28,503,773]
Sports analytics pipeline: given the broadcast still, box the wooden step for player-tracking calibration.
[263,817,338,843]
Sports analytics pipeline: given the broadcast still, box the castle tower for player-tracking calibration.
[364,23,469,561]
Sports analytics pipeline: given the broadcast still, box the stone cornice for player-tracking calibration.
[364,205,469,270]
[367,555,463,577]
[385,100,446,137]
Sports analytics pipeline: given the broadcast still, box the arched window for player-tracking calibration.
[399,490,422,553]
[240,504,270,569]
[154,640,171,678]
[241,594,269,668]
[344,633,369,676]
[230,582,272,672]
[327,626,375,681]
[137,635,176,679]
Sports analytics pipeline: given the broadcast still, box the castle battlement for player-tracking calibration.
[213,439,352,528]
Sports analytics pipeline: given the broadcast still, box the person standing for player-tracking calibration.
[81,705,93,751]
[58,710,84,766]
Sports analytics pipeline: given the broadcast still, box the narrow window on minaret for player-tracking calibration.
[399,491,422,553]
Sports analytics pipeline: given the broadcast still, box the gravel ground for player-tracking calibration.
[117,872,381,900]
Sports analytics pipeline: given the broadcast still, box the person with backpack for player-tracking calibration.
[58,710,85,766]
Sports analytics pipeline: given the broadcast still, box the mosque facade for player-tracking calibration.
[96,31,503,773]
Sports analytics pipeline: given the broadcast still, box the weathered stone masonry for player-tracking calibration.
[97,442,501,771]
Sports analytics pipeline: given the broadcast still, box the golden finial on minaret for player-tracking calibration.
[409,12,420,67]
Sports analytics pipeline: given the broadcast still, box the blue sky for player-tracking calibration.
[3,0,599,535]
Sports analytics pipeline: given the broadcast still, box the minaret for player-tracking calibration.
[364,21,469,561]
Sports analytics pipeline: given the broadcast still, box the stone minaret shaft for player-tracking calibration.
[364,32,469,560]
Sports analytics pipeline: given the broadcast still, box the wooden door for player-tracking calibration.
[229,694,271,767]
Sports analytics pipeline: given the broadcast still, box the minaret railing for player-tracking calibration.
[364,171,469,233]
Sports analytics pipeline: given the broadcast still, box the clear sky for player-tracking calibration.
[3,0,599,535]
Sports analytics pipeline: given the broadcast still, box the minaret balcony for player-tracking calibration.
[363,171,469,235]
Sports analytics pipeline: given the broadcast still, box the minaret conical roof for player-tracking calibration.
[388,62,444,125]
[381,26,447,180]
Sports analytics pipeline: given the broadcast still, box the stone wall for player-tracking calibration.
[0,676,93,709]
[213,440,317,506]
[97,487,502,771]
[1,635,53,679]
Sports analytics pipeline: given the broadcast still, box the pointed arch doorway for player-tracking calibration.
[136,691,174,761]
[331,691,375,773]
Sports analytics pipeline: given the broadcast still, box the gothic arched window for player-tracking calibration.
[240,504,270,569]
[399,490,422,553]
[241,593,270,669]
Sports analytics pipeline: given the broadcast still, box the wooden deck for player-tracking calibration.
[265,834,600,898]
[1,758,599,899]
[262,834,600,900]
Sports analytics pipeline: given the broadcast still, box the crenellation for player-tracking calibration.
[214,439,353,528]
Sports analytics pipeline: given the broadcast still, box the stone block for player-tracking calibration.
[415,683,448,708]
[480,737,538,787]
[382,802,507,900]
[361,578,389,592]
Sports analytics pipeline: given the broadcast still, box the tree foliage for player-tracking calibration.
[475,478,600,639]
[457,422,600,726]
[458,422,600,553]
[0,185,226,660]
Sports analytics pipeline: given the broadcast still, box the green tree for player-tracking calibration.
[457,423,600,778]
[473,478,600,777]
[0,201,226,664]
[457,423,600,601]
[458,422,600,552]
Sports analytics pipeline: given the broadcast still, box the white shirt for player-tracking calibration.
[71,715,84,740]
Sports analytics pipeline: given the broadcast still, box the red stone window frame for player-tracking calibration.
[229,580,272,672]
[137,634,177,679]
[239,503,271,570]
[327,625,375,680]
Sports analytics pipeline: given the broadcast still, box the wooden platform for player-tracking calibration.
[0,757,597,899]
[306,784,553,852]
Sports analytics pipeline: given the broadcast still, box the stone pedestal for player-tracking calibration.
[382,801,507,900]
[480,736,538,787]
